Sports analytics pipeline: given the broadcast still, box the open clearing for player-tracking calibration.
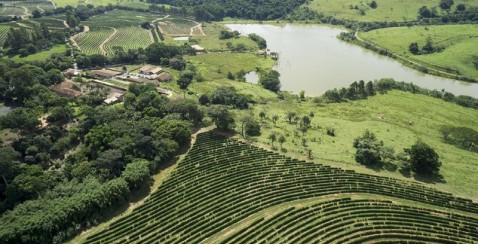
[360,25,478,80]
[306,0,478,22]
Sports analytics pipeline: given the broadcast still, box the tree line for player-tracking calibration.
[321,78,478,110]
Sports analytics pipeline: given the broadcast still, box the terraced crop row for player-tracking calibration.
[74,27,114,55]
[225,198,478,244]
[0,6,26,16]
[159,19,198,36]
[84,132,478,244]
[0,25,9,45]
[103,26,153,55]
[30,18,66,29]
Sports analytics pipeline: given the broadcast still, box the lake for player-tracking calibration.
[227,24,478,97]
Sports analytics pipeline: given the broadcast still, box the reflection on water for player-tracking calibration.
[227,24,478,97]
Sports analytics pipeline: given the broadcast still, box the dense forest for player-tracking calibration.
[149,0,307,20]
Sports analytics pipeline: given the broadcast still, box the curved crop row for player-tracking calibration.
[75,27,114,55]
[103,26,153,55]
[84,132,478,244]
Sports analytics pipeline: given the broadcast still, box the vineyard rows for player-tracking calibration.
[74,27,114,55]
[84,132,478,244]
[103,26,153,54]
[0,25,9,45]
[0,6,26,16]
[158,18,201,36]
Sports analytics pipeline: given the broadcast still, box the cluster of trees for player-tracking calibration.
[199,86,252,109]
[409,38,443,55]
[354,130,441,176]
[322,78,478,110]
[418,1,478,23]
[249,33,267,49]
[75,42,194,70]
[219,30,240,40]
[3,24,66,56]
[150,0,307,20]
[260,70,281,93]
[0,81,200,242]
[322,80,375,103]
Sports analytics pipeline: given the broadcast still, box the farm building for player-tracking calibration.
[191,45,205,53]
[62,68,80,78]
[257,50,266,56]
[156,72,173,82]
[51,80,83,98]
[90,69,122,79]
[156,87,171,96]
[104,92,124,105]
[140,65,163,75]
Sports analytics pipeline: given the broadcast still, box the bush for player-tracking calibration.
[245,119,261,136]
[405,141,441,176]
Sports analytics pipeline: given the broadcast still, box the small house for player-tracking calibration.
[139,65,163,75]
[156,72,173,82]
[104,92,124,104]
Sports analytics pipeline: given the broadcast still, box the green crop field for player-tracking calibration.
[73,131,478,243]
[29,17,67,29]
[360,25,478,80]
[245,90,478,201]
[83,10,162,28]
[306,0,478,22]
[0,5,27,16]
[74,27,115,55]
[0,25,10,46]
[103,26,153,54]
[158,18,200,36]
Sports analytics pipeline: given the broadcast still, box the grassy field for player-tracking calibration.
[241,90,478,200]
[10,45,67,61]
[306,0,478,22]
[360,25,478,79]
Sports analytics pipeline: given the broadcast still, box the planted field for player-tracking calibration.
[360,25,478,79]
[30,17,66,29]
[74,27,115,55]
[306,0,478,22]
[158,18,201,36]
[84,10,162,28]
[103,26,153,54]
[0,6,26,16]
[0,25,9,45]
[80,132,478,243]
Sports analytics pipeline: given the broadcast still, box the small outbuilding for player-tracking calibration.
[156,72,173,82]
[140,65,163,75]
[191,45,205,53]
[104,92,124,104]
[90,69,122,79]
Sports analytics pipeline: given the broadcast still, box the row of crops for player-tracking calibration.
[74,27,114,55]
[74,26,153,55]
[158,18,201,36]
[84,131,478,243]
[223,198,478,243]
[0,5,26,16]
[103,26,153,54]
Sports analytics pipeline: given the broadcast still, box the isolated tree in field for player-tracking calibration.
[353,130,383,166]
[272,115,279,125]
[259,111,266,122]
[286,111,296,123]
[455,3,465,11]
[269,133,277,148]
[439,0,454,10]
[409,42,420,54]
[369,1,377,9]
[32,10,42,18]
[405,141,441,176]
[418,6,433,18]
[300,116,311,129]
[279,135,286,149]
[177,71,194,98]
[239,115,260,137]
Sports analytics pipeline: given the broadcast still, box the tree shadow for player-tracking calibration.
[412,173,446,184]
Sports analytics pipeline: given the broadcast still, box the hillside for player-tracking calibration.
[76,131,478,243]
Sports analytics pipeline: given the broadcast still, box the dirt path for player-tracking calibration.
[354,31,468,81]
[69,25,89,50]
[190,23,205,36]
[152,14,170,23]
[99,27,117,55]
[37,4,44,12]
[20,6,29,16]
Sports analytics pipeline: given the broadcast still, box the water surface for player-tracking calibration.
[227,24,478,97]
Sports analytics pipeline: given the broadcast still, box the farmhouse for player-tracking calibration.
[140,65,163,75]
[104,92,124,105]
[62,68,79,78]
[90,69,122,79]
[156,72,173,82]
[51,80,83,98]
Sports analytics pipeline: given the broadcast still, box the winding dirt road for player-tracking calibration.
[99,27,117,55]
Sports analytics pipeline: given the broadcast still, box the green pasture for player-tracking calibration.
[360,24,478,79]
[242,90,478,200]
[10,45,67,61]
[306,0,478,22]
